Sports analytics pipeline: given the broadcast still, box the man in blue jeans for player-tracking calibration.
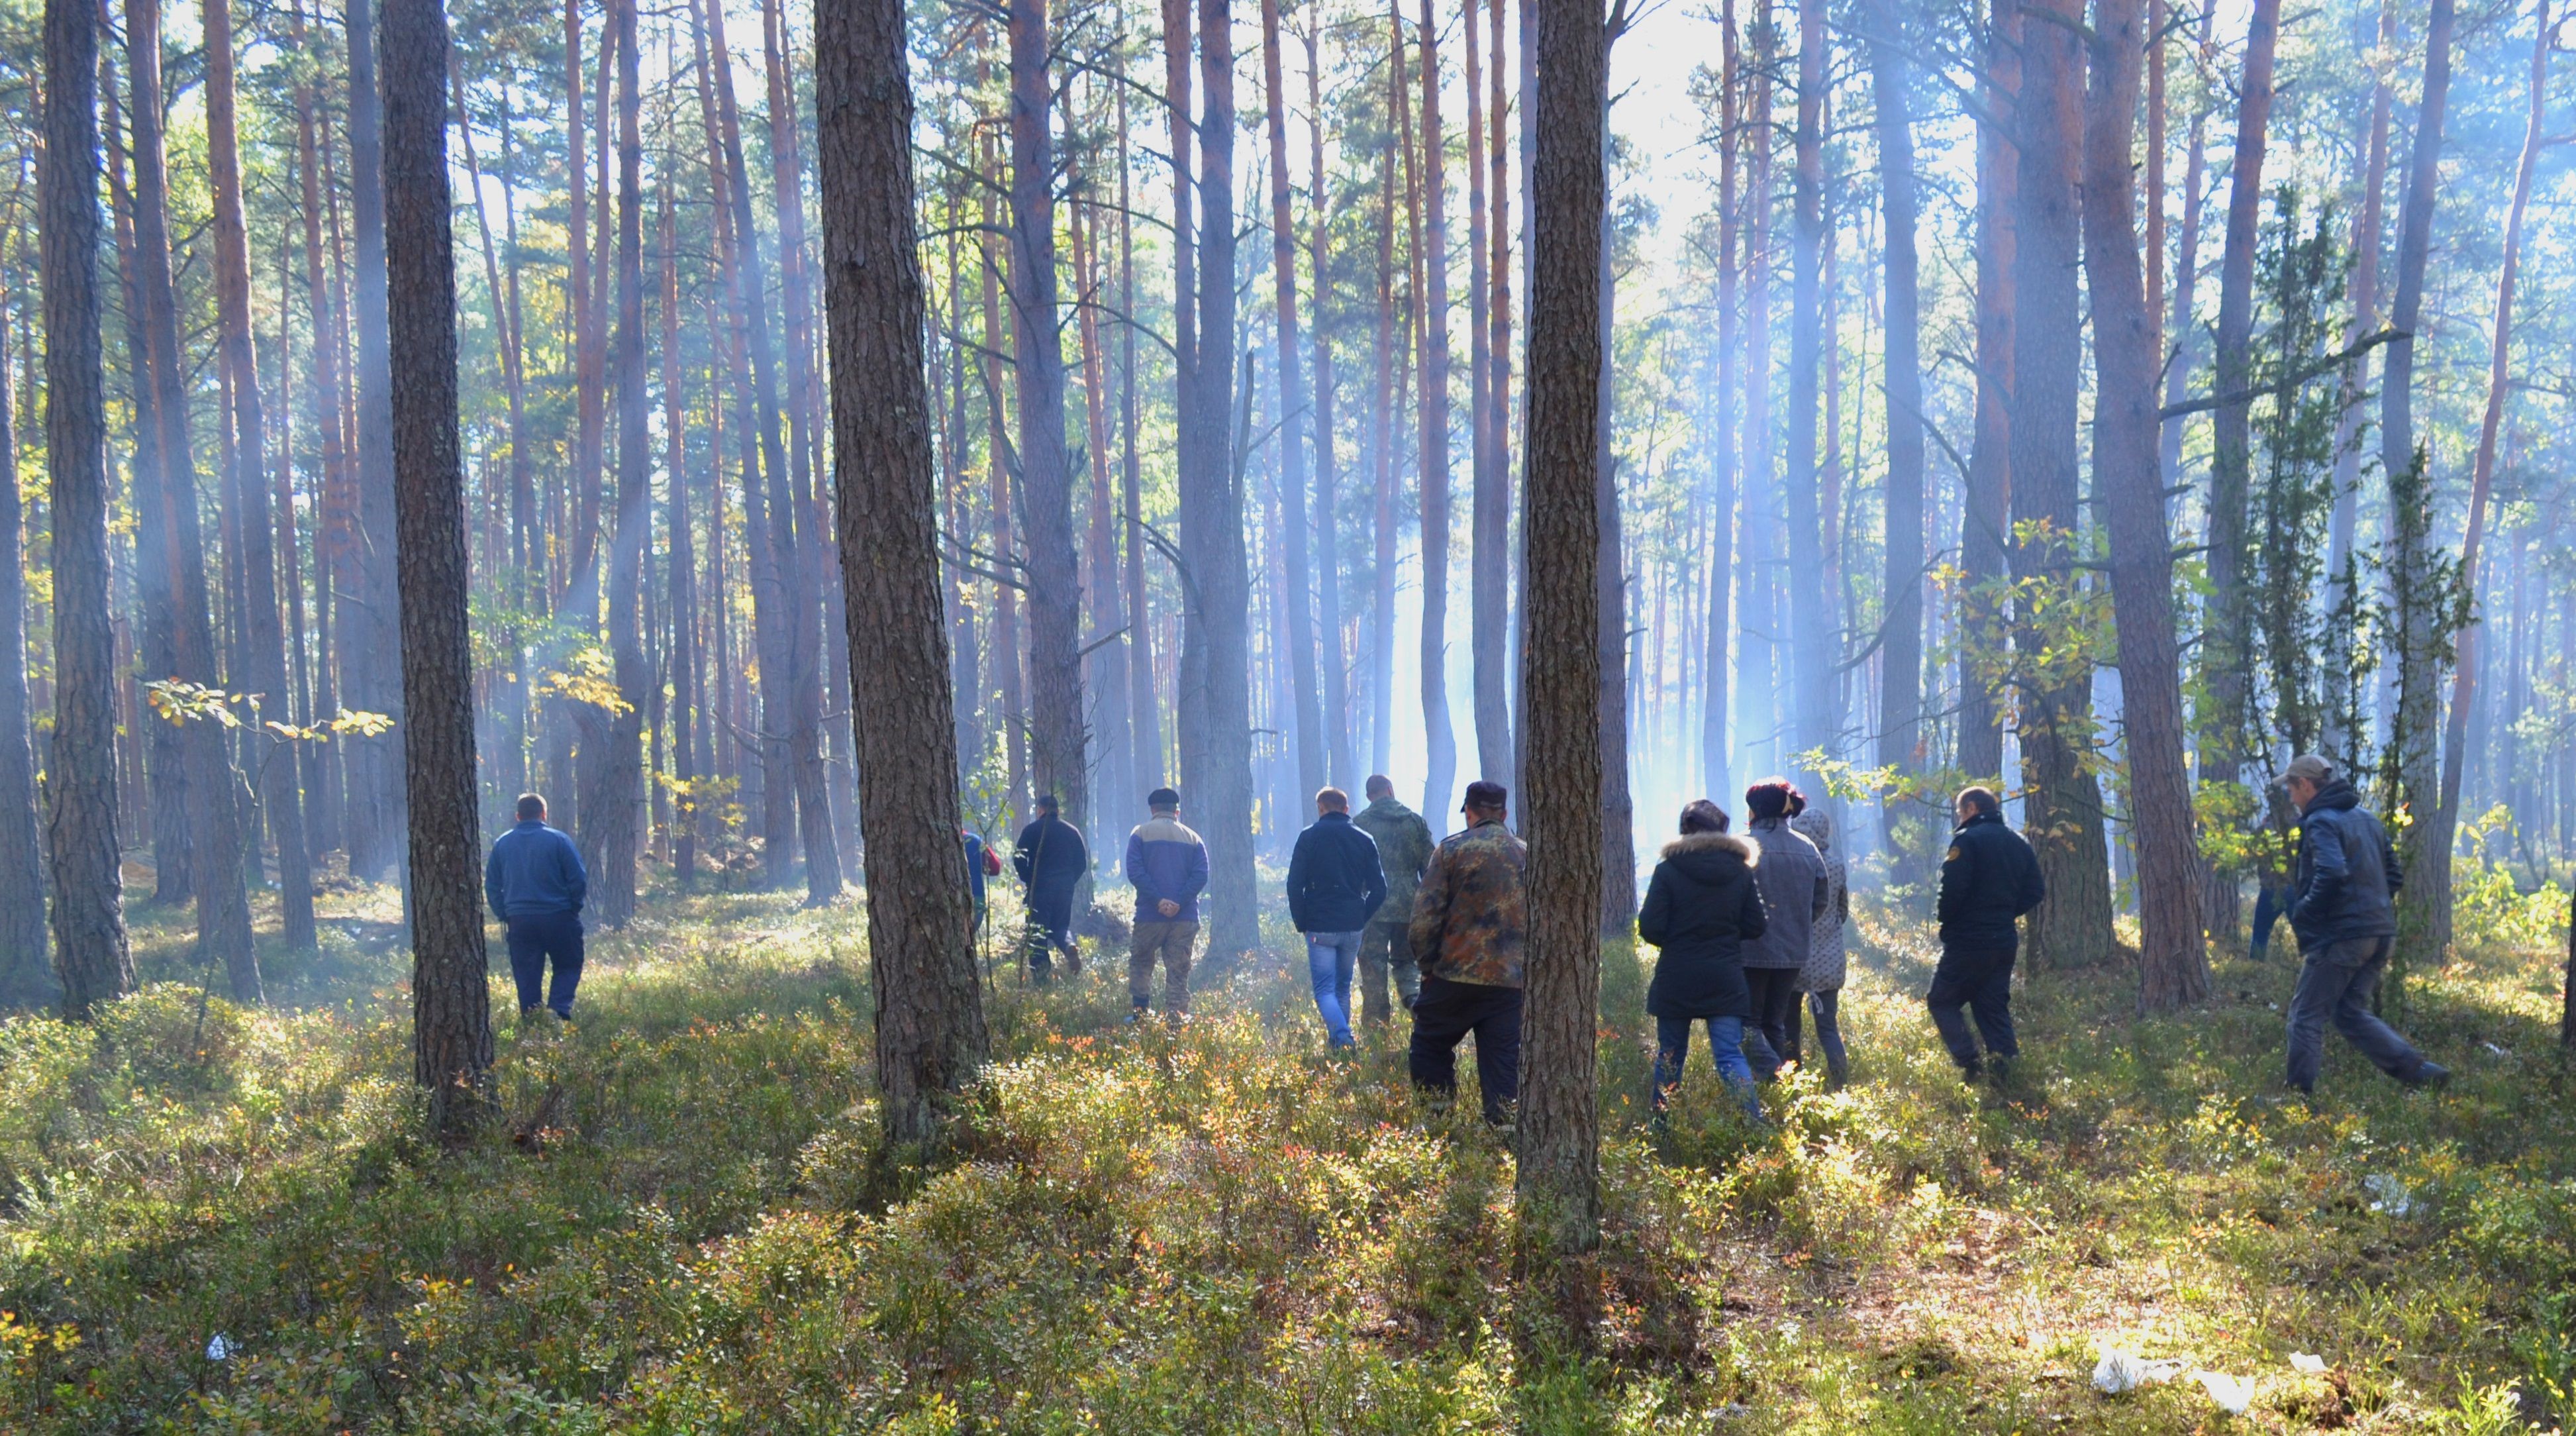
[485,793,589,1020]
[1285,786,1387,1047]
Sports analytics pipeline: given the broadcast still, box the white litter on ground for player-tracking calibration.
[2194,1370,2257,1415]
[2092,1347,2185,1394]
[2291,1352,2328,1374]
[2365,1173,2415,1216]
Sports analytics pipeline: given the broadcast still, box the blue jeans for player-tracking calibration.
[1654,1013,1760,1117]
[505,909,585,1017]
[1306,930,1362,1046]
[2285,935,2427,1092]
[2250,883,2288,962]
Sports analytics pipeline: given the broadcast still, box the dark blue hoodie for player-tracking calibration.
[1285,810,1387,934]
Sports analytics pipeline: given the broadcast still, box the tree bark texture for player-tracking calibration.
[2382,0,2453,976]
[1701,0,1740,804]
[1308,29,1354,792]
[2009,0,2113,970]
[1414,0,1459,820]
[381,0,495,1136]
[2430,0,2548,964]
[1516,0,1606,1257]
[1783,0,1832,778]
[1263,0,1327,804]
[40,0,132,1015]
[1184,0,1260,960]
[1962,0,2016,784]
[128,0,260,1001]
[207,0,319,952]
[345,0,407,882]
[1011,0,1089,842]
[815,0,991,1143]
[2196,0,2278,943]
[1868,5,1922,789]
[2082,0,2208,1009]
[0,315,50,1005]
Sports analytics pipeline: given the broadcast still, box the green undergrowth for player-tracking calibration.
[0,872,2570,1431]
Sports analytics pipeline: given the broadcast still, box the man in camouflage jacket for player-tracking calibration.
[1406,780,1526,1124]
[1354,775,1436,1022]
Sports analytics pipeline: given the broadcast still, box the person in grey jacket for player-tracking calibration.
[2279,754,2448,1094]
[1789,807,1852,1087]
[1740,779,1828,1080]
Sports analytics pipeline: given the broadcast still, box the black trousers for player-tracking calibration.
[1926,945,2018,1071]
[505,909,585,1017]
[1742,966,1802,1078]
[1408,976,1522,1123]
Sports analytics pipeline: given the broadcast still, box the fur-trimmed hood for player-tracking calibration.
[1661,831,1756,864]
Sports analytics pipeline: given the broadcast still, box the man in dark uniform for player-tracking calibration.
[1013,794,1089,981]
[1928,786,2045,1080]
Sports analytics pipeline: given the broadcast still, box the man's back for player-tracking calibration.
[2291,781,2401,945]
[486,821,587,919]
[1286,811,1387,933]
[1124,815,1209,922]
[1407,819,1528,987]
[1936,811,2044,949]
[1354,797,1434,918]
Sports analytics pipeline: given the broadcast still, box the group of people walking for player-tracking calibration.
[939,745,2453,1123]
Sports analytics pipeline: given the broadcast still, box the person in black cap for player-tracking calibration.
[1929,786,2044,1080]
[1406,780,1527,1123]
[1122,786,1207,1020]
[1012,794,1089,981]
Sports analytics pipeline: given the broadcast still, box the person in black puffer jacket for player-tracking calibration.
[1639,799,1769,1118]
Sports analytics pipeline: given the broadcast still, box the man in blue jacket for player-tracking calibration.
[2279,754,2448,1094]
[1285,786,1387,1048]
[1122,788,1209,1021]
[485,794,589,1020]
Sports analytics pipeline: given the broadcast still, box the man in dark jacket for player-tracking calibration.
[1287,787,1388,1047]
[485,794,589,1020]
[1123,788,1209,1021]
[1353,776,1435,1023]
[2279,754,2448,1094]
[1929,786,2046,1079]
[1012,794,1089,982]
[1408,781,1526,1123]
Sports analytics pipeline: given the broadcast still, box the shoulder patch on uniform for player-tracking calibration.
[1946,846,1963,862]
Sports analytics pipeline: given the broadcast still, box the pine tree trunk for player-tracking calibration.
[1961,0,2016,784]
[2325,0,2393,597]
[2430,0,2548,962]
[1738,5,1778,778]
[1463,0,1509,784]
[292,9,348,856]
[1118,121,1160,792]
[1307,30,1353,792]
[1517,0,1606,1256]
[1074,203,1131,822]
[1010,0,1089,843]
[1182,0,1260,960]
[128,0,260,1000]
[1162,0,1202,804]
[346,0,407,883]
[1412,0,1459,821]
[1783,0,1833,778]
[815,0,988,1142]
[2196,0,2279,945]
[206,0,317,950]
[1483,0,1514,785]
[2156,0,2216,492]
[0,315,46,1002]
[1370,14,1401,778]
[1868,3,1923,798]
[2083,0,2208,1010]
[1263,0,1326,803]
[1701,0,1739,804]
[2383,0,2453,977]
[2010,0,2114,971]
[381,0,493,1136]
[40,0,134,1014]
[1595,174,1634,939]
[580,0,649,929]
[663,186,700,887]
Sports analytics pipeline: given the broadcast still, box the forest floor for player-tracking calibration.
[1,860,2572,1433]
